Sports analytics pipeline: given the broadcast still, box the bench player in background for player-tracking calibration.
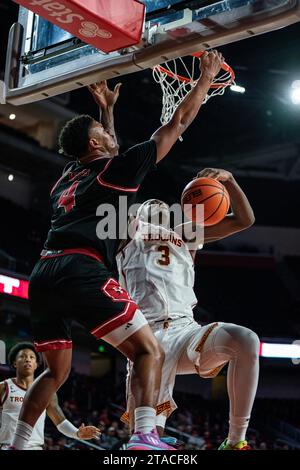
[10,51,224,451]
[117,168,260,451]
[0,342,100,449]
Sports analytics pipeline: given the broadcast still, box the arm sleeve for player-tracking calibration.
[97,140,157,192]
[56,419,79,439]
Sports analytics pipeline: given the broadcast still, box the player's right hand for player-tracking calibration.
[199,50,224,81]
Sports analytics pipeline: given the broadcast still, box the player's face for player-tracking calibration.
[139,199,170,227]
[14,349,38,376]
[89,122,118,154]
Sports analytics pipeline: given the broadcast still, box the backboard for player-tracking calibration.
[4,0,300,105]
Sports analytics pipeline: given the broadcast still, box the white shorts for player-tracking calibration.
[124,318,228,428]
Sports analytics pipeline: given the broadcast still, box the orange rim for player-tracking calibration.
[154,51,235,89]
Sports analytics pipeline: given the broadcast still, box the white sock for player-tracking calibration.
[12,420,34,450]
[134,406,156,434]
[156,413,167,430]
[227,416,250,446]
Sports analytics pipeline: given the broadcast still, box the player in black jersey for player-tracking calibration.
[11,51,224,451]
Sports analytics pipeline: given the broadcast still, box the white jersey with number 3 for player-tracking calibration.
[0,378,46,449]
[116,221,198,324]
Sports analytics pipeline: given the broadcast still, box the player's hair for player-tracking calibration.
[8,342,40,367]
[58,114,94,158]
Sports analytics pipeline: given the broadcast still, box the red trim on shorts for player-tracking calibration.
[12,378,27,392]
[90,277,138,338]
[0,380,9,406]
[41,247,105,265]
[101,277,135,303]
[91,301,137,339]
[259,341,263,357]
[97,159,140,193]
[34,339,73,353]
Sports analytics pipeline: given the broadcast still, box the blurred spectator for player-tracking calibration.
[101,427,119,449]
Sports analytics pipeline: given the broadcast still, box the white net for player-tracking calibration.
[153,54,235,126]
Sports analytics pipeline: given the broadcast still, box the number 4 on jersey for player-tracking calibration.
[58,181,79,213]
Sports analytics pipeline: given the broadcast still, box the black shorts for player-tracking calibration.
[29,248,138,352]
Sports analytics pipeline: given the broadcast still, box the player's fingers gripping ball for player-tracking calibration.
[181,177,230,226]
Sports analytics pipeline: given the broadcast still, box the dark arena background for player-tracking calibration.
[1,0,300,455]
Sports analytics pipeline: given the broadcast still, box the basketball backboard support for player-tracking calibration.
[3,0,300,105]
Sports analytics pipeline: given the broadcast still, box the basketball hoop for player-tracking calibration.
[153,51,235,127]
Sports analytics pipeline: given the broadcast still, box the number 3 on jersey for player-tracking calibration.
[157,245,170,266]
[58,181,79,213]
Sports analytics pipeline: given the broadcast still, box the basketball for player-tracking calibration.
[181,177,230,226]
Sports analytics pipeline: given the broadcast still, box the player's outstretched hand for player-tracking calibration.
[88,80,122,109]
[199,50,224,81]
[77,423,101,440]
[196,168,233,182]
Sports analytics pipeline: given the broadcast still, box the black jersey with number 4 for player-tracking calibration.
[45,140,157,270]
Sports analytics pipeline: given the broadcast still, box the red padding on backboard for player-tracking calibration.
[13,0,145,53]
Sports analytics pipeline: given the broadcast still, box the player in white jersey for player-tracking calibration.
[0,342,100,449]
[117,168,260,451]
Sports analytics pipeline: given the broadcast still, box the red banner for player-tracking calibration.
[14,0,145,53]
[0,274,29,300]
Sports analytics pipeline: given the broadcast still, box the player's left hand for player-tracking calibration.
[88,80,122,108]
[196,168,233,182]
[77,423,101,440]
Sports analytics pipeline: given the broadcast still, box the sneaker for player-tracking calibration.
[160,436,185,448]
[160,436,178,447]
[127,429,176,450]
[218,438,251,450]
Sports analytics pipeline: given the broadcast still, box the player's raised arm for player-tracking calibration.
[151,50,224,162]
[200,168,255,243]
[88,80,121,156]
[46,393,101,440]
